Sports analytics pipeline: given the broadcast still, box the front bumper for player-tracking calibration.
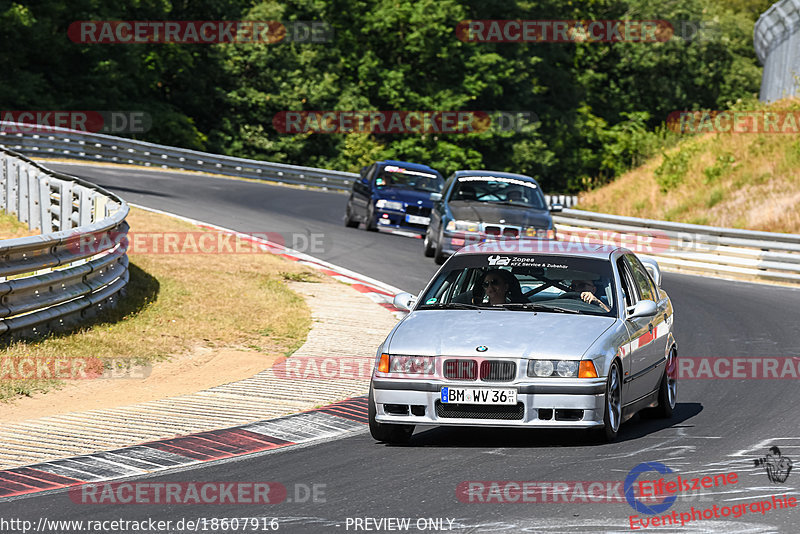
[375,210,429,234]
[372,378,607,428]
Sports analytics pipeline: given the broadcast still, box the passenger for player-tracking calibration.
[473,269,526,305]
[570,279,610,312]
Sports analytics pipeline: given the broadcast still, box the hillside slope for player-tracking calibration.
[578,99,800,234]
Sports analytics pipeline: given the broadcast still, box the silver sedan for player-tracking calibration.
[369,241,677,443]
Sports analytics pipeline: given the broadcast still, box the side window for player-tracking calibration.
[365,164,376,183]
[617,258,637,308]
[624,255,656,302]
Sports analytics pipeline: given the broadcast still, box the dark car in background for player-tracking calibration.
[424,170,562,264]
[344,160,445,235]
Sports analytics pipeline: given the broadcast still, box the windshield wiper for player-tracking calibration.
[420,302,484,310]
[500,303,580,314]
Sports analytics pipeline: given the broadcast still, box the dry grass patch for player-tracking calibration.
[579,98,800,233]
[0,207,318,401]
[0,210,39,239]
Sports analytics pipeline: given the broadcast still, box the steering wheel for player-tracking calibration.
[557,291,583,300]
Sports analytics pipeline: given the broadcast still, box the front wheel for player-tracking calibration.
[654,348,677,418]
[344,204,359,228]
[600,360,622,442]
[365,205,378,231]
[423,229,435,257]
[433,230,447,265]
[368,385,414,444]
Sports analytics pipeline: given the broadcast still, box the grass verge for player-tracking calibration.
[0,207,317,401]
[578,98,800,234]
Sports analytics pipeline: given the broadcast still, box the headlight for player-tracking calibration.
[530,360,554,377]
[446,220,480,232]
[527,359,582,377]
[523,228,556,239]
[388,355,435,374]
[375,199,404,211]
[556,360,579,377]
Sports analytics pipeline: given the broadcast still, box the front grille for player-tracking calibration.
[436,401,524,420]
[444,359,477,380]
[480,360,516,382]
[405,206,431,217]
[483,224,521,238]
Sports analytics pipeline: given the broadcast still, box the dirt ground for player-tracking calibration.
[0,347,281,424]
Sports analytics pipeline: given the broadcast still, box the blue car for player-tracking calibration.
[344,160,445,234]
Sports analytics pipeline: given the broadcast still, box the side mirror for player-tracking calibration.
[626,299,658,319]
[429,192,442,202]
[359,166,368,178]
[549,203,563,213]
[392,292,416,312]
[639,257,662,287]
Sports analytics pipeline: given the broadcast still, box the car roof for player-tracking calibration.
[452,170,539,183]
[379,160,441,174]
[455,241,626,259]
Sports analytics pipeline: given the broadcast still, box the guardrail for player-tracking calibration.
[8,123,795,286]
[0,147,129,339]
[555,208,800,285]
[754,0,800,101]
[0,121,579,206]
[0,122,357,191]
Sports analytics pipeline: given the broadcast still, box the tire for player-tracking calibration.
[599,360,622,442]
[433,230,447,265]
[368,385,414,444]
[654,348,677,418]
[423,228,435,257]
[344,203,359,228]
[365,205,378,231]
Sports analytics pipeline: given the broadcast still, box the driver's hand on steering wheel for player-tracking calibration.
[581,291,610,311]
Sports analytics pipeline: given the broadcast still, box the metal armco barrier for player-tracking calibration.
[0,122,357,191]
[6,123,797,286]
[755,0,800,102]
[555,208,800,285]
[0,147,129,339]
[0,121,579,206]
[545,194,579,208]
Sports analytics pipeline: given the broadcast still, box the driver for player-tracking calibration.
[570,280,610,312]
[473,269,526,305]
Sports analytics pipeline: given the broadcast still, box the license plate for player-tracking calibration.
[440,387,517,405]
[405,214,430,225]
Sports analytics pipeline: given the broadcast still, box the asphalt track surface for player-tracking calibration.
[3,162,800,533]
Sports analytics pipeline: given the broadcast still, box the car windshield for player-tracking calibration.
[449,176,547,209]
[418,253,616,316]
[375,165,444,192]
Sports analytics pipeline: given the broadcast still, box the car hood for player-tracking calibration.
[449,202,550,227]
[376,187,437,206]
[387,310,616,360]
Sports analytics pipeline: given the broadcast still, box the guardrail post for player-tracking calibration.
[38,175,52,232]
